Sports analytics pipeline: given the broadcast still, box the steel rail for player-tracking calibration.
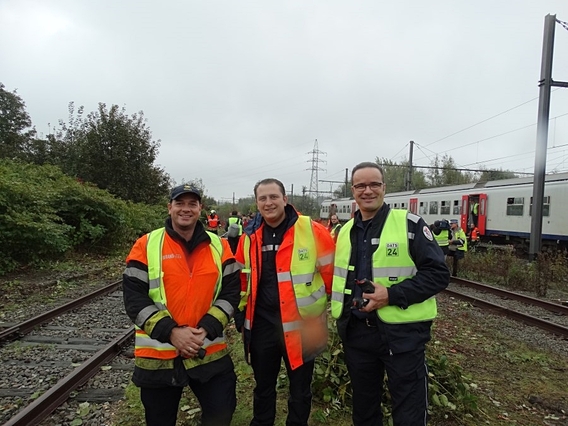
[3,327,134,426]
[443,288,568,338]
[450,277,568,315]
[0,280,122,341]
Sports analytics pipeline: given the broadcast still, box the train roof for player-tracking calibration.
[483,171,568,188]
[322,172,568,204]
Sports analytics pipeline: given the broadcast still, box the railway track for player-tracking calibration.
[444,277,568,338]
[0,281,133,426]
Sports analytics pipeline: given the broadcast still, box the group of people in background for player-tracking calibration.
[430,208,480,277]
[122,162,451,426]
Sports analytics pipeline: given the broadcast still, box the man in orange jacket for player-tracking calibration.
[123,183,241,426]
[234,178,335,426]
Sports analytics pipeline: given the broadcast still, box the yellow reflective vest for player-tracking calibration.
[331,209,438,324]
[434,229,449,247]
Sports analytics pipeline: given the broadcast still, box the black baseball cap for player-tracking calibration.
[170,184,202,201]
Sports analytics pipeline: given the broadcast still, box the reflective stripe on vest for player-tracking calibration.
[452,228,468,252]
[239,236,252,311]
[134,228,227,362]
[331,209,437,323]
[281,216,327,319]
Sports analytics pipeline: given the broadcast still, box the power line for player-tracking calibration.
[424,96,540,148]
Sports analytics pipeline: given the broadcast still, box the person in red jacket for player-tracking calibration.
[206,209,220,234]
[123,184,241,426]
[234,178,335,426]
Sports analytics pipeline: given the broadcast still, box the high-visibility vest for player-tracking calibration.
[331,210,437,323]
[228,216,243,236]
[470,227,479,241]
[330,223,341,240]
[451,228,468,252]
[241,216,332,370]
[472,202,479,215]
[208,214,220,228]
[134,228,229,367]
[434,229,450,247]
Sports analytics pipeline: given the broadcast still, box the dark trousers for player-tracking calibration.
[228,236,239,255]
[140,368,237,426]
[447,250,464,277]
[343,318,428,426]
[249,316,314,426]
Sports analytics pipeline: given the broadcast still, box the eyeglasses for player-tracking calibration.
[352,182,384,191]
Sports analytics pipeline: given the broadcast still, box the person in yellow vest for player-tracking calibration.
[225,210,243,254]
[331,162,450,426]
[234,178,335,426]
[448,218,468,277]
[328,213,342,243]
[471,200,479,227]
[122,183,241,426]
[432,219,451,256]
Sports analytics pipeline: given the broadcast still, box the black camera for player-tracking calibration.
[351,279,375,309]
[432,219,452,235]
[434,219,450,231]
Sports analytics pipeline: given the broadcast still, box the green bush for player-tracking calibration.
[0,159,166,274]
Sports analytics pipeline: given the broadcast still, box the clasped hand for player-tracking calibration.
[170,326,206,358]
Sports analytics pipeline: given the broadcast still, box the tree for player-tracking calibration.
[55,102,171,204]
[427,155,474,187]
[375,157,428,193]
[477,167,517,182]
[0,82,35,159]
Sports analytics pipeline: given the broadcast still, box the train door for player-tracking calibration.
[477,193,487,235]
[409,197,418,214]
[460,195,469,231]
[351,201,358,218]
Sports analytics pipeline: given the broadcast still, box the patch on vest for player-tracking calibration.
[162,253,182,260]
[422,225,434,241]
[386,243,399,257]
[297,248,309,261]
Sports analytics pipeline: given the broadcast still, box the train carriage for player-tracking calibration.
[320,172,568,246]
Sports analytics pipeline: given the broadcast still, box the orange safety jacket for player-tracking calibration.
[208,214,220,229]
[235,213,335,370]
[126,228,234,362]
[470,227,479,241]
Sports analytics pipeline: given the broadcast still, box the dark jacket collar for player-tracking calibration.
[164,217,211,253]
[243,204,299,236]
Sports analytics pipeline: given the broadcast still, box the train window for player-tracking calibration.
[394,203,398,208]
[440,200,450,215]
[419,202,427,215]
[429,201,439,214]
[401,202,407,209]
[452,200,460,215]
[529,196,550,217]
[506,197,524,216]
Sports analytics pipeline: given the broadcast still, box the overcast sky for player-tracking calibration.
[2,1,568,202]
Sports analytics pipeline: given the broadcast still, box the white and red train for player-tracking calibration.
[320,172,568,246]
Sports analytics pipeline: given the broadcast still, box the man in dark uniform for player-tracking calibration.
[331,162,450,426]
